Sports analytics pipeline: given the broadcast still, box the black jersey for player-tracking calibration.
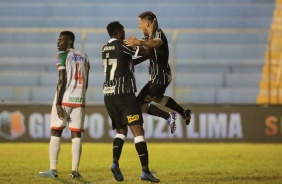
[144,29,171,85]
[102,38,139,95]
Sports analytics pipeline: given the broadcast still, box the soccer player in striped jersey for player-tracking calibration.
[39,31,90,179]
[124,11,192,126]
[103,21,160,183]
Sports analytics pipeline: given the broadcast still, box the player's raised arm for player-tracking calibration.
[124,36,161,49]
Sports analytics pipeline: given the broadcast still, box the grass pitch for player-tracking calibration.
[0,143,281,184]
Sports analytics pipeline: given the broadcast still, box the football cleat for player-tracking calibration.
[38,169,58,178]
[167,112,177,134]
[111,163,124,182]
[141,171,160,183]
[70,170,82,179]
[183,109,191,125]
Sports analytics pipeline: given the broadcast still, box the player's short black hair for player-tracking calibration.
[106,21,124,37]
[138,11,157,23]
[60,30,75,42]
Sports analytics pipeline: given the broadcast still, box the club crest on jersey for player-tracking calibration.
[127,114,139,123]
[144,95,154,102]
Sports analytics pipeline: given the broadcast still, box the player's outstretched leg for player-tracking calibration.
[111,163,124,182]
[157,96,192,126]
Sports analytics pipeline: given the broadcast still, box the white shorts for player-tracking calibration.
[50,103,85,132]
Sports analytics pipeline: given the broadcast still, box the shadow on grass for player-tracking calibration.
[56,177,92,184]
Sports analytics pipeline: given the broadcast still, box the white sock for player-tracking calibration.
[115,133,125,140]
[49,136,61,170]
[134,135,145,143]
[72,137,82,171]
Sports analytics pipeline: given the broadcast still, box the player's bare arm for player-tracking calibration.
[124,36,139,46]
[124,37,161,49]
[56,69,67,120]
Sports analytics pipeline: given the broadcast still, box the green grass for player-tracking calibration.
[0,143,282,184]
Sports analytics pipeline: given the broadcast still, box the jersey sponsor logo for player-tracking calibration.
[103,46,115,52]
[103,86,115,94]
[0,111,25,140]
[72,53,84,62]
[68,97,85,103]
[127,114,139,123]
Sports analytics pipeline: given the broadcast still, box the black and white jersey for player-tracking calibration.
[144,29,172,85]
[102,38,139,95]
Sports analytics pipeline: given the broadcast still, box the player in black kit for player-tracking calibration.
[102,21,160,183]
[124,11,192,126]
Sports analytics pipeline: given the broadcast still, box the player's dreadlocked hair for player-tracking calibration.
[60,30,75,42]
[106,21,124,37]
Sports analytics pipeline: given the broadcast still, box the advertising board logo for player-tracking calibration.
[0,111,25,140]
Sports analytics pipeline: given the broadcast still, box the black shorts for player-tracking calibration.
[104,93,144,130]
[137,81,170,103]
